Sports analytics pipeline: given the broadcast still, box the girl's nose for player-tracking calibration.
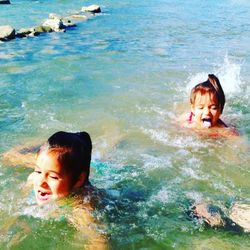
[203,107,210,115]
[38,174,49,188]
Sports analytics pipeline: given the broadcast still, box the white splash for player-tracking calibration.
[186,55,243,95]
[216,55,242,94]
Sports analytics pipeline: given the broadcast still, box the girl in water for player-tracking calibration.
[179,74,238,136]
[28,131,92,204]
[26,131,107,249]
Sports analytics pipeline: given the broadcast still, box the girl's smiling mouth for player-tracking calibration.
[36,190,52,202]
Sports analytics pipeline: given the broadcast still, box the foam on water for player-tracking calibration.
[185,191,203,203]
[140,153,172,171]
[141,128,208,149]
[150,187,175,204]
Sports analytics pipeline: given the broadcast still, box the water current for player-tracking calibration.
[0,0,250,249]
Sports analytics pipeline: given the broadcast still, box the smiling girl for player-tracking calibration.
[26,131,107,249]
[29,131,91,204]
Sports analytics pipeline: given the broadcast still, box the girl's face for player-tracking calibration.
[191,92,221,128]
[32,151,73,205]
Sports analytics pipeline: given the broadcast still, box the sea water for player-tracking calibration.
[0,0,250,249]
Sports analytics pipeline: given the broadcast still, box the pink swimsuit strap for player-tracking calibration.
[188,112,193,123]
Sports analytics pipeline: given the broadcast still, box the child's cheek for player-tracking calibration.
[193,109,201,117]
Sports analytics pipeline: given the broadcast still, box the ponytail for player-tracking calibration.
[207,74,225,113]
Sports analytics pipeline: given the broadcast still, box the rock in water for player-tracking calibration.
[0,0,11,4]
[0,25,15,41]
[229,203,250,232]
[49,13,77,28]
[16,26,52,38]
[42,18,64,32]
[16,28,34,38]
[69,14,88,21]
[81,5,101,13]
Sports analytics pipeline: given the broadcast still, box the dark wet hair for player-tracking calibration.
[190,74,225,113]
[38,131,92,186]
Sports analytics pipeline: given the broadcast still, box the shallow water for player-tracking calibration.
[1,0,250,249]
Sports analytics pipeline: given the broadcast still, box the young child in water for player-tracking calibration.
[179,74,238,136]
[28,131,92,204]
[27,131,107,249]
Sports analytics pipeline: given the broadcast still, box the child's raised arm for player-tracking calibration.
[2,142,41,168]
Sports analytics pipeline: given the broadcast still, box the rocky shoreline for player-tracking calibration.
[0,0,11,4]
[0,4,101,42]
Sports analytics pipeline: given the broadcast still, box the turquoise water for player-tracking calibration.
[1,0,250,249]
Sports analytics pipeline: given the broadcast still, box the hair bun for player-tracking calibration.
[76,132,92,153]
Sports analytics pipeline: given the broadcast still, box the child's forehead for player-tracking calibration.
[194,91,218,104]
[37,150,64,169]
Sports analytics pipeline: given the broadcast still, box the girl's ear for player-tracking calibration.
[74,172,87,188]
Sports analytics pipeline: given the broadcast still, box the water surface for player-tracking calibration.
[1,0,250,249]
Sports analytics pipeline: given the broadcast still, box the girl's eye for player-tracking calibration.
[198,106,203,110]
[50,176,59,180]
[34,170,41,174]
[211,105,218,110]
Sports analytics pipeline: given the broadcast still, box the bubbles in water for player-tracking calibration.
[140,153,172,171]
[20,203,59,219]
[150,187,175,204]
[185,191,203,203]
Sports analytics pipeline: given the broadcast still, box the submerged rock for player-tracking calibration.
[81,5,101,13]
[0,25,15,41]
[0,0,10,4]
